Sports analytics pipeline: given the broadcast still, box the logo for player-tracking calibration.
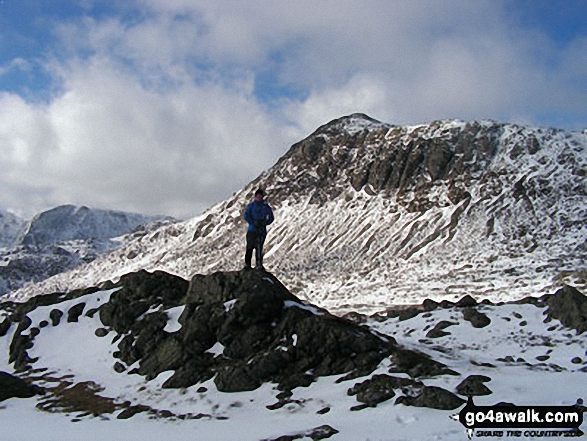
[451,397,584,439]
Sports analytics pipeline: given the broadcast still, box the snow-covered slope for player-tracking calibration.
[10,115,587,313]
[0,270,585,440]
[0,205,175,297]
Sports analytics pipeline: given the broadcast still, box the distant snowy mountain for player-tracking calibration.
[19,205,171,247]
[10,114,587,313]
[0,209,26,249]
[0,205,175,296]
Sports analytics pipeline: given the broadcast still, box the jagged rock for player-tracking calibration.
[425,320,457,338]
[545,285,587,333]
[103,269,396,393]
[50,309,63,326]
[456,375,493,396]
[462,307,491,328]
[99,270,188,333]
[0,317,11,337]
[396,386,466,410]
[262,425,339,441]
[391,347,458,378]
[456,295,478,308]
[422,299,439,311]
[348,374,415,406]
[0,371,42,401]
[67,302,86,323]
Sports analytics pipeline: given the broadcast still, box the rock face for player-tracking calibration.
[101,270,395,392]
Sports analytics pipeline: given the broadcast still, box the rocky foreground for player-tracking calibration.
[0,270,586,440]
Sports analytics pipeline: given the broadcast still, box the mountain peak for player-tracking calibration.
[21,204,172,247]
[313,113,391,137]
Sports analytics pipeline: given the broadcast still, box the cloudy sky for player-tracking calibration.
[1,0,586,219]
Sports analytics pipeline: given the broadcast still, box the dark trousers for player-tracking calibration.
[245,231,266,267]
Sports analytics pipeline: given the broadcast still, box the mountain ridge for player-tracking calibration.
[8,115,587,313]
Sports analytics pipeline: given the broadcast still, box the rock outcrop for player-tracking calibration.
[0,371,42,401]
[545,285,587,333]
[100,269,395,392]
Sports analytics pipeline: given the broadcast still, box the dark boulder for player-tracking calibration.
[50,309,63,326]
[0,317,11,337]
[262,425,339,441]
[396,386,466,410]
[456,375,493,396]
[391,347,458,378]
[348,374,415,406]
[0,371,42,401]
[67,302,86,323]
[425,320,457,338]
[456,295,478,308]
[462,307,491,328]
[545,286,587,333]
[99,270,188,333]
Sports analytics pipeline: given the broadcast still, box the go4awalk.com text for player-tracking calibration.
[455,397,584,438]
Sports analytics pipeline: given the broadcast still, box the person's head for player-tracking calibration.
[254,188,265,201]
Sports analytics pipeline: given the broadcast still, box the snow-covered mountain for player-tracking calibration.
[0,210,26,249]
[9,114,587,313]
[0,205,175,297]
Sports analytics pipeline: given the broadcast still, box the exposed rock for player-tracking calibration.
[391,347,458,378]
[396,386,466,410]
[99,270,188,333]
[0,371,42,401]
[545,285,587,333]
[425,320,457,338]
[0,317,11,337]
[263,425,339,441]
[103,269,396,393]
[67,302,86,323]
[456,375,493,396]
[422,299,439,311]
[50,309,63,326]
[456,295,478,308]
[348,374,415,406]
[462,307,491,328]
[95,328,109,337]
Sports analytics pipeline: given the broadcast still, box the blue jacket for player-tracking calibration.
[244,200,274,235]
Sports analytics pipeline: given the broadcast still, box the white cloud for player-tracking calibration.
[0,0,585,219]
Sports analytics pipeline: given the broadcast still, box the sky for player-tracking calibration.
[0,0,586,220]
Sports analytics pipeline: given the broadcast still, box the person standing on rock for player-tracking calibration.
[243,188,274,270]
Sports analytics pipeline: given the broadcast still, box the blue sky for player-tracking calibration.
[1,0,586,219]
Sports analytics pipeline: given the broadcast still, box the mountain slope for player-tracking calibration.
[10,115,587,313]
